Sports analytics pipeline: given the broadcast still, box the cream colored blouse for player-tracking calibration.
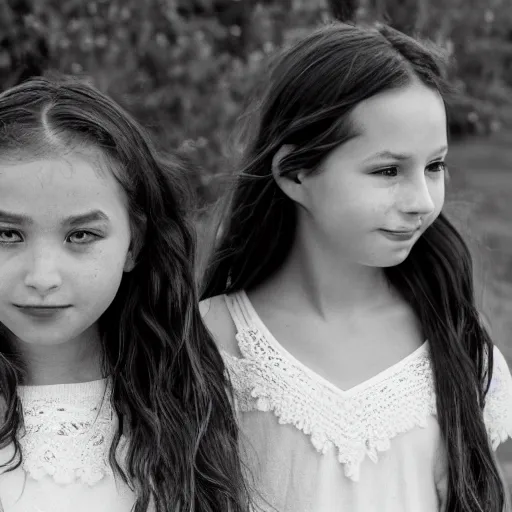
[221,290,512,512]
[0,380,138,512]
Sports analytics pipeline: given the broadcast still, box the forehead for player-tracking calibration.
[0,150,128,222]
[346,82,447,156]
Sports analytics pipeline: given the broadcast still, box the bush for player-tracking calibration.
[1,0,511,202]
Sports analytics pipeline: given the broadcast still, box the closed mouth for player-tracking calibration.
[381,229,418,234]
[14,305,72,309]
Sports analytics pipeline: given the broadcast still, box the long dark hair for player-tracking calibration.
[0,76,250,512]
[201,22,507,512]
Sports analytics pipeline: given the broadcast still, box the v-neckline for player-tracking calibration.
[238,290,429,399]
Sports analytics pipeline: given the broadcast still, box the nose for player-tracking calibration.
[24,245,63,295]
[400,174,437,218]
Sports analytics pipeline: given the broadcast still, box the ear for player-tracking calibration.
[272,144,307,204]
[123,250,136,273]
[123,220,146,273]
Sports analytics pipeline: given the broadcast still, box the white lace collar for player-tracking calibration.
[17,379,118,485]
[222,291,512,482]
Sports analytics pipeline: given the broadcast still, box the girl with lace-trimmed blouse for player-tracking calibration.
[0,77,250,512]
[200,22,512,512]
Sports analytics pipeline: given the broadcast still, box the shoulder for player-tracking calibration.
[483,342,511,379]
[483,343,512,450]
[488,344,512,389]
[199,295,240,356]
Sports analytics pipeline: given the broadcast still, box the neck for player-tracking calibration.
[264,222,395,319]
[15,324,104,386]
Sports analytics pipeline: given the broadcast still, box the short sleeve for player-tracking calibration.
[483,345,512,450]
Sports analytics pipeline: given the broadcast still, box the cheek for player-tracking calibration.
[72,246,128,297]
[311,192,387,236]
[309,174,371,220]
[0,258,15,287]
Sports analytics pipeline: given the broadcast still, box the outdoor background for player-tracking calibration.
[1,0,512,491]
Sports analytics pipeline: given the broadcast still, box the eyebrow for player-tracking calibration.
[67,211,110,227]
[0,209,110,226]
[365,146,448,162]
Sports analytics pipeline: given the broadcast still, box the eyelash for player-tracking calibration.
[0,230,101,245]
[68,231,101,244]
[0,230,22,244]
[373,161,447,177]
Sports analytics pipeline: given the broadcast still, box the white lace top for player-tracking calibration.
[0,379,137,512]
[222,291,512,512]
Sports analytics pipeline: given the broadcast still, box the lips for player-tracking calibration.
[14,305,72,309]
[14,305,72,319]
[379,228,420,242]
[382,227,421,233]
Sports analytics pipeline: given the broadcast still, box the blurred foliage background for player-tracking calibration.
[1,0,512,202]
[1,0,512,486]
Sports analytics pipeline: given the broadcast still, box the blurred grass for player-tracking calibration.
[446,131,512,485]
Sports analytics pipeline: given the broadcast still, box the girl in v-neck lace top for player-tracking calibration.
[200,22,512,512]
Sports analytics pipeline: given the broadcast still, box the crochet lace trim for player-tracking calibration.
[18,380,119,485]
[224,326,512,482]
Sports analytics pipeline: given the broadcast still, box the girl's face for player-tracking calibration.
[296,81,447,268]
[0,149,133,346]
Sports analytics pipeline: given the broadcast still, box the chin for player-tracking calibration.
[376,249,412,268]
[5,322,88,347]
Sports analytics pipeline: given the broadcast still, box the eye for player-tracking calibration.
[427,161,447,173]
[0,229,23,244]
[67,231,100,244]
[373,167,398,177]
